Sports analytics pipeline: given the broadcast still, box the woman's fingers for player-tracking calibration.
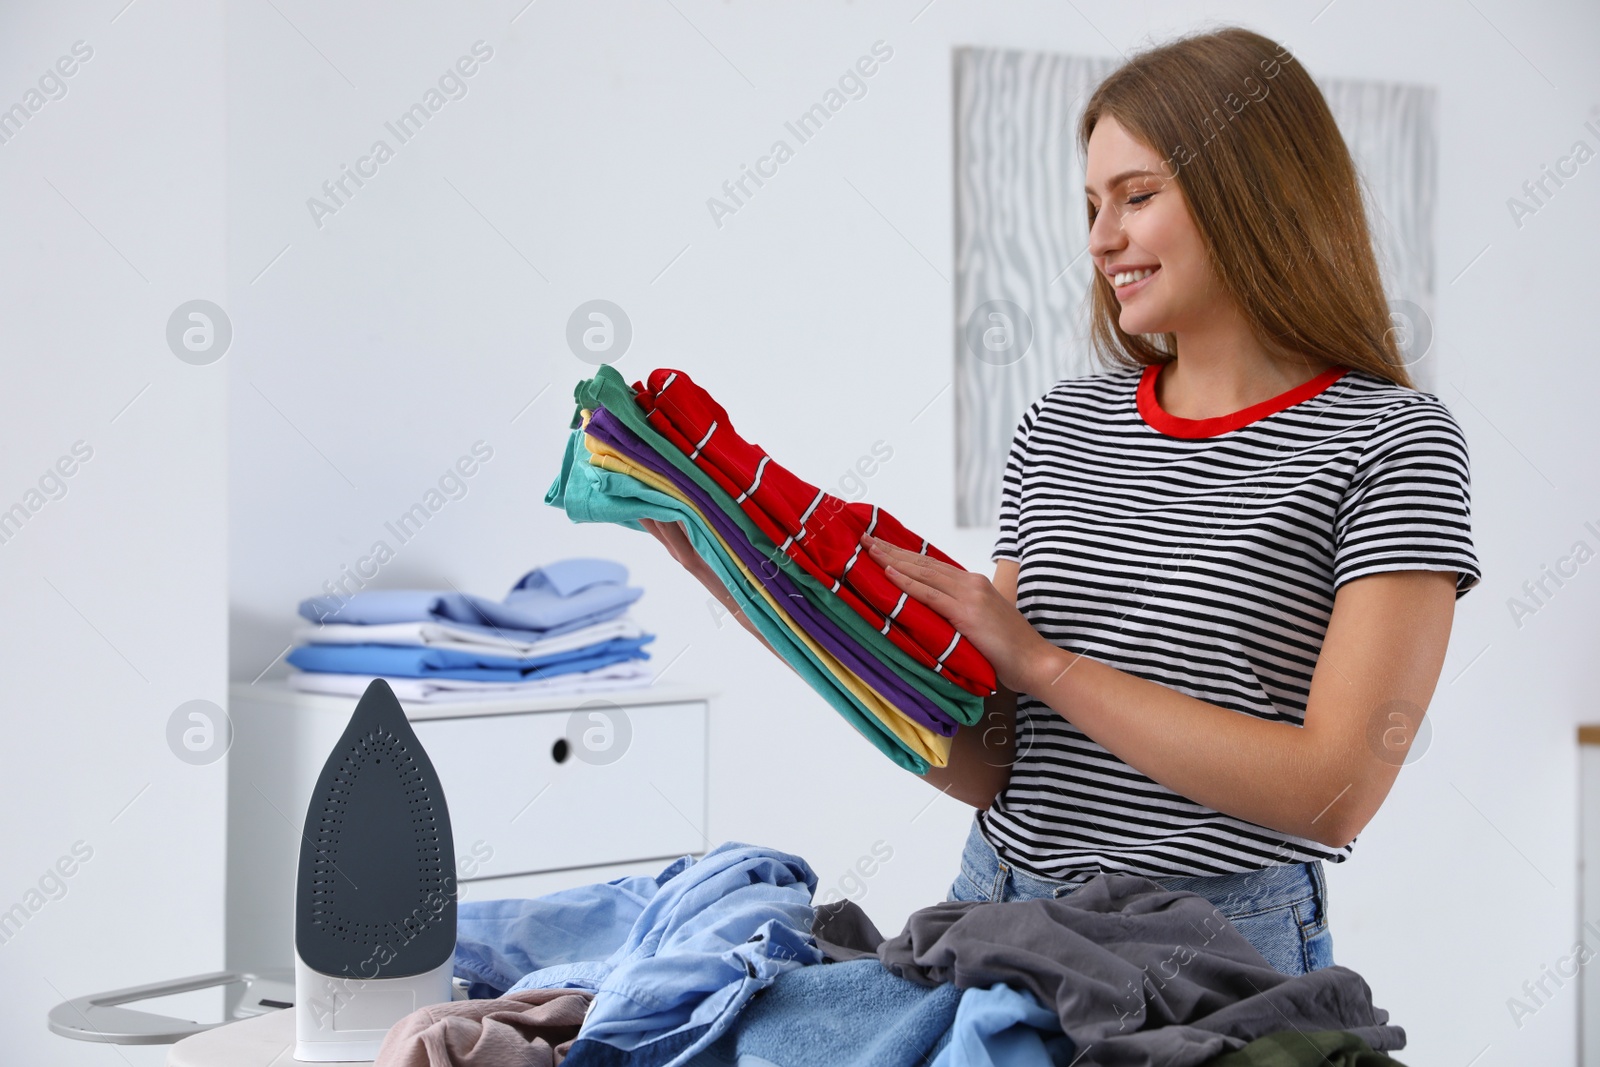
[862,533,961,592]
[639,517,669,550]
[642,517,716,585]
[880,559,960,616]
[641,518,689,566]
[865,532,1002,633]
[658,520,698,559]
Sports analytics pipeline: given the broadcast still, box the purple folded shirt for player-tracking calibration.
[585,404,958,735]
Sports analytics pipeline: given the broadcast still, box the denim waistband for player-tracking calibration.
[963,815,1325,920]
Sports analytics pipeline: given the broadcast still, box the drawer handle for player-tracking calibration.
[551,738,570,764]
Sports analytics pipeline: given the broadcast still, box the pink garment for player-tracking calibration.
[374,989,592,1067]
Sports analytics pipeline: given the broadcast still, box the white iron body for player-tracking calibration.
[293,952,453,1061]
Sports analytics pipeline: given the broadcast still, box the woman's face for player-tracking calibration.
[1084,116,1223,338]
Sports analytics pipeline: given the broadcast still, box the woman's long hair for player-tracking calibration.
[1078,26,1413,388]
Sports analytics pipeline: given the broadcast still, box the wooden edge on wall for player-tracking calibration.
[1579,725,1600,746]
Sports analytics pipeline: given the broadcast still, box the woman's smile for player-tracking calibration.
[1111,264,1159,298]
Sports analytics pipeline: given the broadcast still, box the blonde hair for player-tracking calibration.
[1078,26,1412,388]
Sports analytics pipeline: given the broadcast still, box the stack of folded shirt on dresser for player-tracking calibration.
[285,558,656,703]
[545,365,998,774]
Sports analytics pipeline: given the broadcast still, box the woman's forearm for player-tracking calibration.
[1018,643,1342,845]
[1011,570,1456,851]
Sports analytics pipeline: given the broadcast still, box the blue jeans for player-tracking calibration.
[948,817,1335,977]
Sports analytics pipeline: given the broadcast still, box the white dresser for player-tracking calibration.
[224,679,715,976]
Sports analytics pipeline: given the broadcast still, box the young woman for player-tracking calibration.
[643,26,1479,978]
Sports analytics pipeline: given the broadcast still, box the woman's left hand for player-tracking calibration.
[863,533,1049,693]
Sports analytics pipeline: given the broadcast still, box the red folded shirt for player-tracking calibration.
[632,368,997,698]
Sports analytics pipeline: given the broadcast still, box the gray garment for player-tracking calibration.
[861,874,1403,1067]
[810,898,885,964]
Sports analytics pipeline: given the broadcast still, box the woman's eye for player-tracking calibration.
[1088,191,1154,222]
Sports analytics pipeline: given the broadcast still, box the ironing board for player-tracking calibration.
[166,1007,375,1067]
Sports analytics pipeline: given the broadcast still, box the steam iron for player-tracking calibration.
[293,678,456,1061]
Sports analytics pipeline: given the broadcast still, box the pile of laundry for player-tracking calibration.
[373,843,1411,1067]
[545,364,996,773]
[285,558,656,703]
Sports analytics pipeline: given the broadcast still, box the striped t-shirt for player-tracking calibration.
[978,362,1481,879]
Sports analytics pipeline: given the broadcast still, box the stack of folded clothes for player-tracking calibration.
[286,558,656,703]
[545,365,998,774]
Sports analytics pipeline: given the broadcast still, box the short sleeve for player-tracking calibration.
[992,397,1043,564]
[1333,396,1481,598]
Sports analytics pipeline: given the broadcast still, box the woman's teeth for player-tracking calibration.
[1113,267,1155,287]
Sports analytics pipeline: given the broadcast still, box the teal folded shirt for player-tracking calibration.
[546,426,932,774]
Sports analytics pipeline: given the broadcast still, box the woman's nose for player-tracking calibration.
[1087,205,1124,260]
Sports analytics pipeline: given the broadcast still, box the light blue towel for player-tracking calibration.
[687,958,961,1067]
[684,966,1074,1067]
[297,557,642,632]
[284,635,652,680]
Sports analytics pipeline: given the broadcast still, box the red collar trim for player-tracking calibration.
[1137,363,1348,439]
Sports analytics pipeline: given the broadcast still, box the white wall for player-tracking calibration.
[0,1,227,1064]
[1,1,1588,1064]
